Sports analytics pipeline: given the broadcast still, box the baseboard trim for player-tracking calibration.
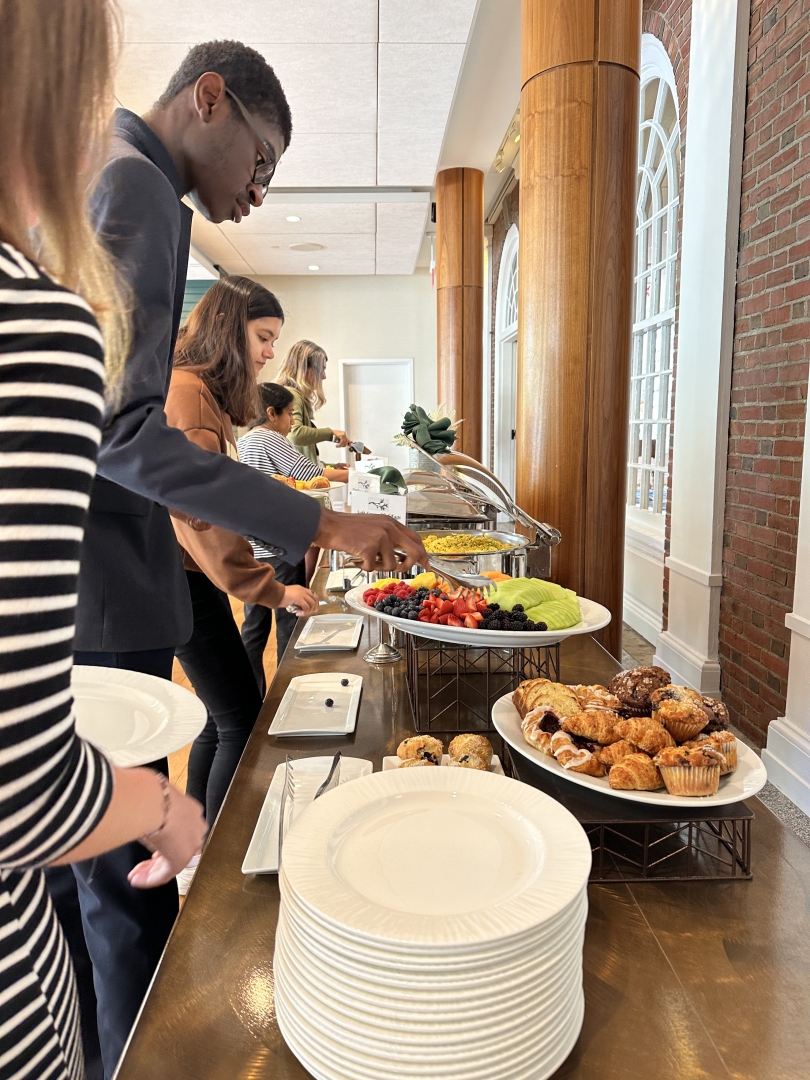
[653,630,721,693]
[622,592,662,648]
[762,718,810,817]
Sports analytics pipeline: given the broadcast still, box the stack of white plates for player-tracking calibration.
[274,767,592,1080]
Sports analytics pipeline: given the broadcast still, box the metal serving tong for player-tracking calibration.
[344,552,493,596]
[277,752,342,867]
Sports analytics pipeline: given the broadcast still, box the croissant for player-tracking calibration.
[550,731,606,777]
[513,679,581,720]
[608,752,664,791]
[597,739,637,767]
[615,717,675,755]
[562,710,622,745]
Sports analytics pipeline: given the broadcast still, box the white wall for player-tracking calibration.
[255,270,437,444]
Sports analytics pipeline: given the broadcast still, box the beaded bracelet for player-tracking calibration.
[141,774,171,841]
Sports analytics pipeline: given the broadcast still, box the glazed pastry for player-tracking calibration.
[550,731,606,778]
[562,710,622,745]
[597,739,637,768]
[446,754,489,771]
[523,704,563,735]
[650,687,709,742]
[448,734,493,765]
[397,735,444,764]
[653,746,725,796]
[608,666,671,713]
[615,717,676,755]
[399,758,436,767]
[701,696,730,734]
[512,679,582,720]
[521,710,558,756]
[570,685,624,712]
[608,752,664,791]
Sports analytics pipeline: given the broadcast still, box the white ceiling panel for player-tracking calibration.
[190,215,256,272]
[378,44,467,134]
[219,203,377,236]
[379,0,479,44]
[377,130,446,186]
[116,44,194,113]
[272,134,378,187]
[256,45,377,134]
[236,233,376,276]
[376,201,430,274]
[120,0,379,45]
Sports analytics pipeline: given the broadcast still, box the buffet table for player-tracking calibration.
[114,586,810,1080]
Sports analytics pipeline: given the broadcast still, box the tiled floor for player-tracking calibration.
[621,622,656,669]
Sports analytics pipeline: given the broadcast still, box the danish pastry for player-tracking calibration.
[608,752,664,791]
[614,717,676,755]
[521,711,557,756]
[570,685,623,712]
[550,731,606,777]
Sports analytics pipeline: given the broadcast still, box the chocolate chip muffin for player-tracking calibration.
[701,696,730,734]
[608,666,672,715]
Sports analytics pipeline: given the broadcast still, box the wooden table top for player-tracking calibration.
[114,597,810,1080]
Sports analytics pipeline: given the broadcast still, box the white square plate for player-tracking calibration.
[242,756,373,875]
[295,614,364,652]
[382,754,504,775]
[269,673,363,737]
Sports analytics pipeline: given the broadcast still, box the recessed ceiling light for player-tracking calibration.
[308,265,320,271]
[286,215,301,222]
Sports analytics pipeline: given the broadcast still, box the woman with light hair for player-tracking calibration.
[0,2,205,1077]
[276,338,351,463]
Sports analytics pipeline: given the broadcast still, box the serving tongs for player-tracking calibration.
[344,551,493,596]
[277,752,342,866]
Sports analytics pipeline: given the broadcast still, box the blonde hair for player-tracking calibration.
[0,0,130,394]
[277,340,328,411]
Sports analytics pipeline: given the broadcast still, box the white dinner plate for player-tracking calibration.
[72,665,206,768]
[242,756,373,875]
[345,585,611,647]
[491,692,768,808]
[295,614,364,652]
[382,754,504,775]
[280,768,591,947]
[269,673,363,737]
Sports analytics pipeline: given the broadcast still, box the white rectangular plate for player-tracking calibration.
[295,614,363,652]
[242,756,373,874]
[269,673,363,737]
[382,754,504,775]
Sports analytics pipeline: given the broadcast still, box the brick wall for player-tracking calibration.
[642,0,692,630]
[720,0,810,746]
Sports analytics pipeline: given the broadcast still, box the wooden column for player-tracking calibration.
[516,0,641,659]
[436,167,484,460]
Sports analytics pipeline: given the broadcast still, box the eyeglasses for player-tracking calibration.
[224,86,277,194]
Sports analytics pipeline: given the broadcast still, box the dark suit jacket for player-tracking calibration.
[75,110,320,651]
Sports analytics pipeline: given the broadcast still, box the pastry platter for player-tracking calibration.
[491,692,768,808]
[344,586,611,648]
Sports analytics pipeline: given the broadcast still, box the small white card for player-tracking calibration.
[354,456,388,474]
[348,471,381,493]
[351,491,408,524]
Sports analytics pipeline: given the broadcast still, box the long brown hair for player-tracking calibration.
[0,0,130,392]
[174,277,284,426]
[277,339,328,411]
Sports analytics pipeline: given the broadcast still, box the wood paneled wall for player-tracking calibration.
[436,167,484,460]
[517,0,641,658]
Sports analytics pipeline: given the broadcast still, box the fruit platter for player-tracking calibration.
[344,572,611,648]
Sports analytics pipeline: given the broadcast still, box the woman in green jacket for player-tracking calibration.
[276,339,351,463]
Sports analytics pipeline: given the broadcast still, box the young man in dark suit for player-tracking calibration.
[54,41,426,1078]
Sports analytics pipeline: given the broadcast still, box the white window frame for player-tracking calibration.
[626,35,681,535]
[493,224,519,497]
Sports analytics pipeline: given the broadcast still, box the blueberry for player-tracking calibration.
[408,611,419,620]
[375,601,386,611]
[340,678,349,686]
[325,698,334,707]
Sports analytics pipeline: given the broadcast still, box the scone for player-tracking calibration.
[608,666,671,715]
[448,734,493,765]
[397,735,444,765]
[446,754,489,771]
[653,746,725,796]
[399,758,436,767]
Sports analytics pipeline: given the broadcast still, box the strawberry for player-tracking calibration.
[437,599,454,616]
[446,614,463,627]
[453,598,468,618]
[438,614,452,624]
[463,614,479,629]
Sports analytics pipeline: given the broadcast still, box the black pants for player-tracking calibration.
[241,556,305,696]
[175,570,261,825]
[48,646,178,1080]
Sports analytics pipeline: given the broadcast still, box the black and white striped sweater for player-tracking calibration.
[0,242,113,1080]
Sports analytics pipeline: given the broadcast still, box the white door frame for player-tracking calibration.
[337,357,415,435]
[493,224,519,496]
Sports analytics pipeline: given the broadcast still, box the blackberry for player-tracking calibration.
[537,621,548,631]
[512,612,528,622]
[512,604,524,613]
[488,604,500,612]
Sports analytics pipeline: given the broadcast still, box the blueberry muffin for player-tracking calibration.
[650,686,709,742]
[397,735,444,765]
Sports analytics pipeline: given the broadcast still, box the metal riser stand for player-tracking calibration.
[405,635,560,734]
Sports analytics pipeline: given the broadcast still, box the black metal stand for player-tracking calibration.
[405,634,560,733]
[501,744,753,883]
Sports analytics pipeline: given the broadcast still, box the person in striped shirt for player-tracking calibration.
[237,384,348,691]
[0,3,206,1079]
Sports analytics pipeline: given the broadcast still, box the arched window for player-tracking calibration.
[494,224,519,496]
[626,36,681,518]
